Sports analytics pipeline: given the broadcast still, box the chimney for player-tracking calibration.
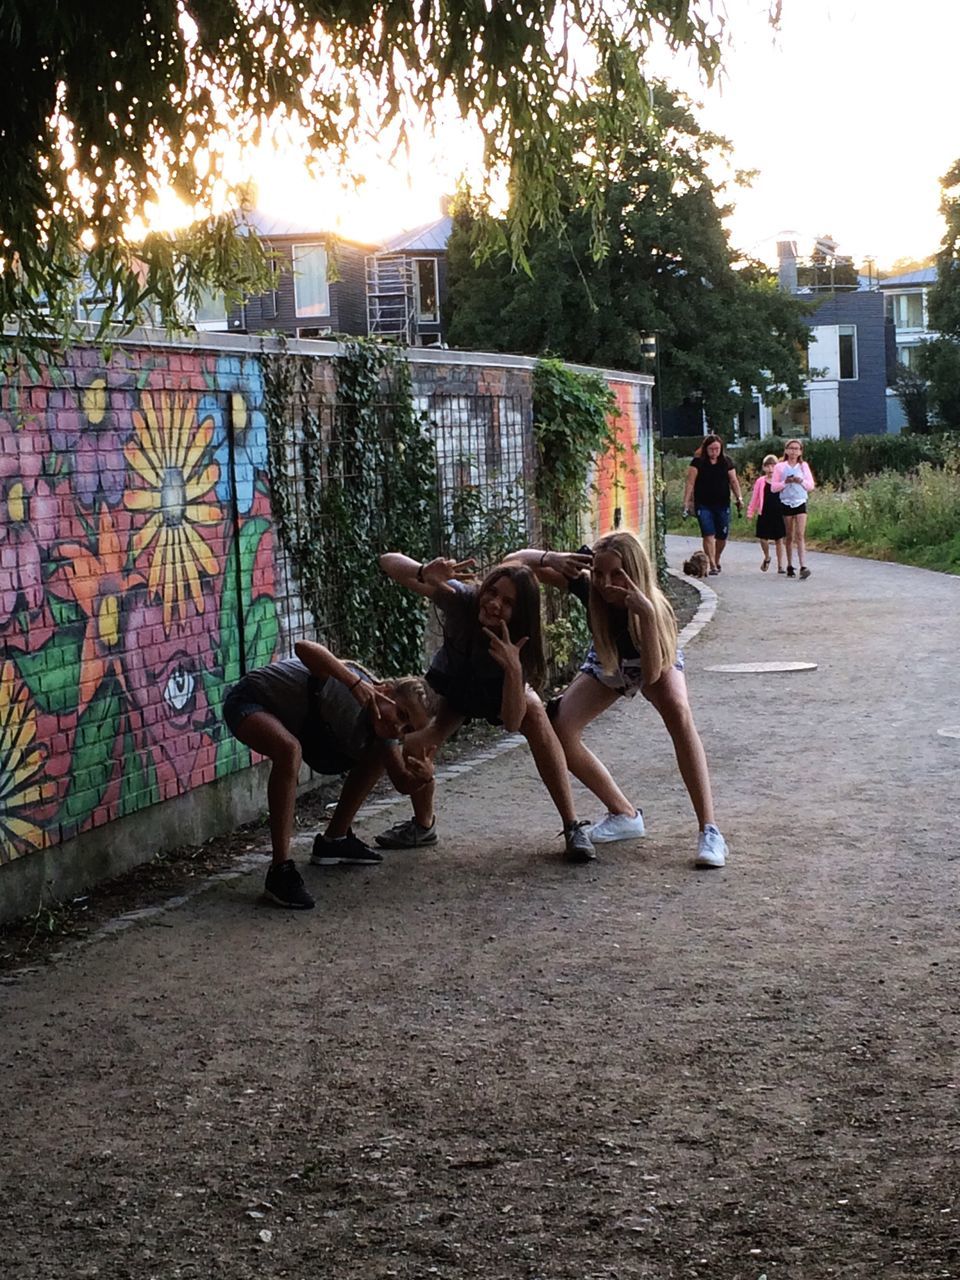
[777,240,798,294]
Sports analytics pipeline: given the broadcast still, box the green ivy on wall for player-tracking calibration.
[262,339,439,677]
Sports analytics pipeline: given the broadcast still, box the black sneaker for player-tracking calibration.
[310,830,383,866]
[375,817,439,849]
[264,860,315,910]
[799,566,811,580]
[563,819,597,863]
[786,565,796,578]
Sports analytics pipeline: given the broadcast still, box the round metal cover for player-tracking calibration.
[704,661,818,673]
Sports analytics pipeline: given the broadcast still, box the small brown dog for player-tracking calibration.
[682,550,710,578]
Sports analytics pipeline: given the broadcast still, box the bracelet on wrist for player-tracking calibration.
[416,562,425,583]
[539,550,549,567]
[349,676,363,691]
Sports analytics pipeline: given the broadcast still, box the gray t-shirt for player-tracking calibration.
[241,657,376,761]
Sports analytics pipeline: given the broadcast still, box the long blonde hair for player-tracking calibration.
[589,531,678,678]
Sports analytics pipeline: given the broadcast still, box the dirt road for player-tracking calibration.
[1,537,958,1279]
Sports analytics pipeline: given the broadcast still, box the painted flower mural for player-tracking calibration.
[48,377,133,508]
[201,357,269,515]
[0,662,57,862]
[124,391,222,631]
[51,504,146,717]
[0,416,59,627]
[0,346,282,879]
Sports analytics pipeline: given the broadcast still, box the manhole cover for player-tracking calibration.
[937,726,960,739]
[704,661,818,673]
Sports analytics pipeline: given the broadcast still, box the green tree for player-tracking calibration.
[0,1,761,355]
[919,159,960,427]
[893,362,930,434]
[446,84,810,427]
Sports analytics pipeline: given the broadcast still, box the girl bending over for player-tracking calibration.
[223,642,435,908]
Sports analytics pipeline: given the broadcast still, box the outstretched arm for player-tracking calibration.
[502,547,592,589]
[379,552,475,602]
[295,640,397,727]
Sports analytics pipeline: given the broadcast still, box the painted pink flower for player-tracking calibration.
[48,378,133,508]
[0,416,59,628]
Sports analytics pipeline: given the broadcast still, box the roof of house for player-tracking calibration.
[243,210,376,249]
[380,215,453,253]
[878,268,937,288]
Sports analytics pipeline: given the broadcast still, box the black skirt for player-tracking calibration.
[756,484,786,540]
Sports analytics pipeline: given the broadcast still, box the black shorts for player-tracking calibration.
[782,503,807,517]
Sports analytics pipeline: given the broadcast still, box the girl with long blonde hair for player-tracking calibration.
[507,531,727,868]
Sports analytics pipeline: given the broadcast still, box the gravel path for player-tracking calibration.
[1,537,957,1279]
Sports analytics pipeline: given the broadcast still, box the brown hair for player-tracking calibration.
[589,531,677,678]
[476,563,546,691]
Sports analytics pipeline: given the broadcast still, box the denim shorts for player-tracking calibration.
[696,505,730,539]
[580,646,685,700]
[223,684,266,735]
[222,681,356,775]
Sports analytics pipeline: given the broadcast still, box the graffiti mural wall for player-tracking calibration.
[0,349,280,866]
[588,377,654,549]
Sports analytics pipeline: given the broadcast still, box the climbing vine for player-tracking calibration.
[262,338,438,676]
[532,357,620,682]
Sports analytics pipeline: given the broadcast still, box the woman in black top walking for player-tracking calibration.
[681,434,743,575]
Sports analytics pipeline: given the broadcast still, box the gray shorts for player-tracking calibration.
[579,645,685,699]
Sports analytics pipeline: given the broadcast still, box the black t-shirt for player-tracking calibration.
[568,574,640,662]
[690,453,734,508]
[425,581,506,724]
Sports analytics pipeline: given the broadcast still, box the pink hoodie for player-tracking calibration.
[747,475,771,519]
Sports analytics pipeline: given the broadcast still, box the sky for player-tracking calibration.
[174,0,958,270]
[669,0,960,269]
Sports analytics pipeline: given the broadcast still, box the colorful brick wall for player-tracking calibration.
[0,344,279,874]
[0,337,652,915]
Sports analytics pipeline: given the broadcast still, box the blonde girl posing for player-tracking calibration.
[507,532,727,868]
[771,438,816,579]
[746,453,787,573]
[378,552,597,862]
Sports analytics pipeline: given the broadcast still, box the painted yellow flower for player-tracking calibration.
[124,391,221,630]
[0,661,57,863]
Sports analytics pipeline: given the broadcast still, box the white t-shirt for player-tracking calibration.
[780,465,807,508]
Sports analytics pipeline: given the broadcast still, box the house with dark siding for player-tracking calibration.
[731,241,895,441]
[202,210,453,345]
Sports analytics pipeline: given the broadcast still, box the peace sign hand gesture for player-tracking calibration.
[420,556,477,586]
[351,678,397,730]
[605,567,654,617]
[482,620,528,676]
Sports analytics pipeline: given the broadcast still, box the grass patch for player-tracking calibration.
[662,453,960,574]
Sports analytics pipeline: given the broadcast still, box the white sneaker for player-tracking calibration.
[588,810,646,843]
[695,824,727,868]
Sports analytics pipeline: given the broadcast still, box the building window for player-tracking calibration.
[838,325,857,380]
[886,291,924,330]
[414,257,439,323]
[292,243,330,317]
[193,286,228,329]
[897,343,926,372]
